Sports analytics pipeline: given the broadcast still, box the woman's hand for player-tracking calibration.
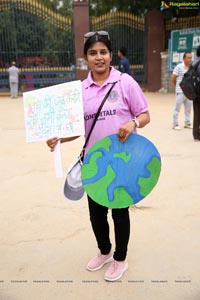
[118,112,150,142]
[46,135,80,151]
[46,137,60,152]
[118,120,135,142]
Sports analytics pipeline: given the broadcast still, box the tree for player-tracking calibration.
[0,1,74,67]
[36,0,73,17]
[89,0,199,18]
[89,0,162,16]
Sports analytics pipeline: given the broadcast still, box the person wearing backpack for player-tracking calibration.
[171,52,193,130]
[192,45,200,141]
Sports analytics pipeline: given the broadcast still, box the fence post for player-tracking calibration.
[145,10,164,92]
[73,0,90,81]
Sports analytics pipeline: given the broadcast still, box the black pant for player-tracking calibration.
[88,196,130,261]
[193,101,200,140]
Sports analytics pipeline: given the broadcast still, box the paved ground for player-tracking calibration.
[0,92,200,300]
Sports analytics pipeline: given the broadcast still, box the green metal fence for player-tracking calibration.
[91,12,145,84]
[0,0,75,92]
[1,1,199,92]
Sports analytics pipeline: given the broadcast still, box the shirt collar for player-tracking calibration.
[84,66,121,89]
[182,62,188,69]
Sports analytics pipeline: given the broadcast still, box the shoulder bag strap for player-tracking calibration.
[82,81,117,154]
[191,59,200,70]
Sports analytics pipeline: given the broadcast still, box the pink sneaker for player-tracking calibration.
[86,252,113,272]
[104,260,128,281]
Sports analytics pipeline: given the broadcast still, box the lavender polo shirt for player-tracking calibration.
[82,67,148,154]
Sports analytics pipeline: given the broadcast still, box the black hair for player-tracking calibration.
[83,34,112,56]
[183,51,191,59]
[119,47,127,56]
[196,45,200,57]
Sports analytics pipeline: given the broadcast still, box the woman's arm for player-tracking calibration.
[46,136,80,152]
[135,111,150,128]
[118,111,150,142]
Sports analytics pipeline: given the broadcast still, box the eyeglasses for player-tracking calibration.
[84,31,110,43]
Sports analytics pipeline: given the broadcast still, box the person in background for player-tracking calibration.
[192,45,200,141]
[118,47,131,75]
[171,52,193,130]
[47,31,150,281]
[7,61,20,98]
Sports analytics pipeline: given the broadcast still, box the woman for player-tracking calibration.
[47,31,150,281]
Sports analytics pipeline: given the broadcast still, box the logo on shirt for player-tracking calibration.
[108,90,118,103]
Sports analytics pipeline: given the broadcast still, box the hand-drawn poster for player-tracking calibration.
[23,81,84,143]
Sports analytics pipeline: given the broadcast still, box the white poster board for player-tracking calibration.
[23,80,84,177]
[23,80,84,143]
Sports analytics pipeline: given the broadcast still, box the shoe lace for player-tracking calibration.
[110,261,118,273]
[96,252,106,261]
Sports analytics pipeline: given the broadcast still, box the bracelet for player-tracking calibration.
[132,117,140,128]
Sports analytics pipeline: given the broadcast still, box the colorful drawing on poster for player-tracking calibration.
[23,80,84,143]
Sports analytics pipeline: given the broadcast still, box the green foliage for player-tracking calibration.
[36,0,73,17]
[0,5,74,67]
[89,0,200,18]
[89,0,162,17]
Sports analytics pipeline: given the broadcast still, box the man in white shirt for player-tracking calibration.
[7,61,20,98]
[171,52,193,130]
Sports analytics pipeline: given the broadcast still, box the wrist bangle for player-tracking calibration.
[132,117,139,128]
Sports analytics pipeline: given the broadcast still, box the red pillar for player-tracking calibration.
[145,10,164,92]
[73,0,90,81]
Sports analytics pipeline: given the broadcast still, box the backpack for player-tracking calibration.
[179,60,200,101]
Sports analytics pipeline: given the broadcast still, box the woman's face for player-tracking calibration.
[85,42,112,76]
